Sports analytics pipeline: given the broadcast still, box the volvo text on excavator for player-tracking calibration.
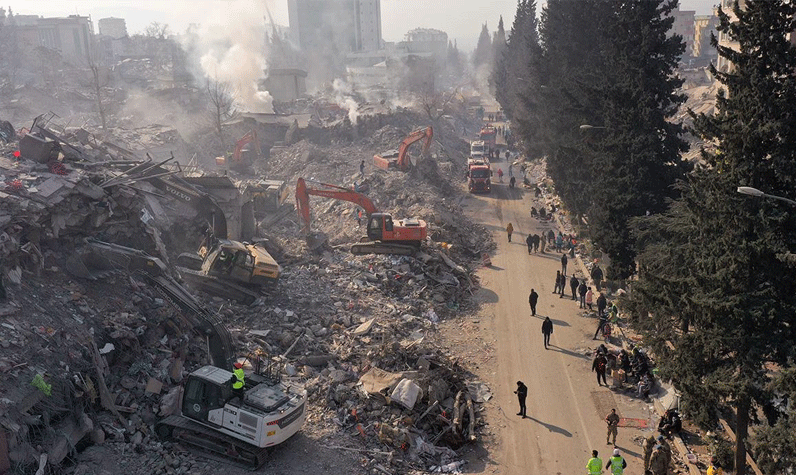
[372,126,433,171]
[295,177,427,255]
[65,239,305,469]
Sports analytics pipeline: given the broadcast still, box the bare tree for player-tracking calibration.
[206,78,238,149]
[143,22,170,40]
[86,42,110,130]
[419,87,461,121]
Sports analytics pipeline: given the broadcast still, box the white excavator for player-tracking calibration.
[67,239,306,468]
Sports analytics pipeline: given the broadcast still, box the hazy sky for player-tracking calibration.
[5,0,719,52]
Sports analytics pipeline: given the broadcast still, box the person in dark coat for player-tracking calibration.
[553,271,562,294]
[591,264,604,291]
[570,274,579,300]
[578,281,588,309]
[596,292,607,317]
[514,381,528,417]
[528,289,539,316]
[541,317,553,349]
[526,234,533,254]
[533,234,540,252]
[593,353,608,386]
[558,273,567,298]
[561,252,568,275]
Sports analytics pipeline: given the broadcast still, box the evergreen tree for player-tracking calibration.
[492,16,507,76]
[630,2,796,474]
[473,23,492,69]
[493,0,543,158]
[586,0,689,278]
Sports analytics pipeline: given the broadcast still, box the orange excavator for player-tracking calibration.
[218,131,261,173]
[295,177,427,255]
[373,126,433,171]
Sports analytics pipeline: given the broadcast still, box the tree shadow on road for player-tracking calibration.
[524,415,573,437]
[547,345,589,360]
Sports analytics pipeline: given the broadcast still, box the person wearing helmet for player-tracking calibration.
[605,448,627,475]
[707,455,723,475]
[230,362,246,400]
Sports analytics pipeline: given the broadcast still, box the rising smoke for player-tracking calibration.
[182,0,274,113]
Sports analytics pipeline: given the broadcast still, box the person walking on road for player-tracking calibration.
[514,381,528,418]
[606,448,627,475]
[541,316,553,349]
[561,253,568,275]
[597,292,607,317]
[506,223,513,242]
[591,263,604,292]
[529,289,539,316]
[570,274,579,300]
[533,234,540,252]
[579,280,588,308]
[547,229,555,245]
[593,353,608,386]
[594,312,609,340]
[605,408,620,445]
[553,271,562,294]
[526,234,533,254]
[586,287,594,310]
[540,235,546,253]
[586,450,603,475]
[558,273,567,298]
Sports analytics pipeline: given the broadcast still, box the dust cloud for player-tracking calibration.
[182,0,275,113]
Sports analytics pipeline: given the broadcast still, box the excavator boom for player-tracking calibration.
[373,126,433,171]
[295,178,426,255]
[295,177,378,234]
[67,239,233,368]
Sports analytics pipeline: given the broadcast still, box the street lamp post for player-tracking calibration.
[737,186,796,207]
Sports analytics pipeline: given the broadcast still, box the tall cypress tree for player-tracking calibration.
[473,23,493,69]
[538,0,611,217]
[586,0,689,278]
[630,2,796,474]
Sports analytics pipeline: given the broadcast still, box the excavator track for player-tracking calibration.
[176,267,260,305]
[350,241,418,256]
[156,415,270,470]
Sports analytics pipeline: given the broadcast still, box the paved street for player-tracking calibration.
[460,163,656,474]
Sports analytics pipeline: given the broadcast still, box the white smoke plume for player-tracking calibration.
[332,78,360,124]
[182,0,274,113]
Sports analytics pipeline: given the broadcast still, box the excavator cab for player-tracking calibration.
[182,373,231,424]
[367,213,393,241]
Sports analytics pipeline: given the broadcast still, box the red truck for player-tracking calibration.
[479,125,497,159]
[467,160,491,193]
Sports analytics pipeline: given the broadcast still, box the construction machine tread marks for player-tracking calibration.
[156,415,270,470]
[175,267,260,305]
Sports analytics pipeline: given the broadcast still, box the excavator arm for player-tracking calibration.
[295,177,378,234]
[67,239,233,368]
[373,126,433,171]
[232,131,261,163]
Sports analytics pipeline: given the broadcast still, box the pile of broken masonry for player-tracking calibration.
[0,106,495,475]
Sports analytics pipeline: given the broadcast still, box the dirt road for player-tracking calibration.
[455,161,653,474]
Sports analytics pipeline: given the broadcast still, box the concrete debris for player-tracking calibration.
[0,81,491,474]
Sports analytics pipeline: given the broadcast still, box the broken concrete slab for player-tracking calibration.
[358,367,402,396]
[352,317,375,336]
[390,378,422,410]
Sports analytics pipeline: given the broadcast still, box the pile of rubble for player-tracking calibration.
[0,99,494,474]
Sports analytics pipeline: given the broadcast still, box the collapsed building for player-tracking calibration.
[0,81,495,474]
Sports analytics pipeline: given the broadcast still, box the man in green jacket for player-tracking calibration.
[586,449,603,475]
